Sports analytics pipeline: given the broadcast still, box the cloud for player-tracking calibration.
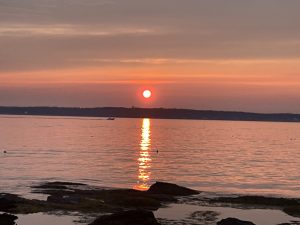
[1,0,300,111]
[0,23,160,37]
[1,0,300,73]
[71,57,300,66]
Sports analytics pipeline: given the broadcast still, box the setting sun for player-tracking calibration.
[143,90,152,99]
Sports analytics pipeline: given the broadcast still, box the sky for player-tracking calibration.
[1,0,300,113]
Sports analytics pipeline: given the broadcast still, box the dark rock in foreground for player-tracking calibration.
[0,193,25,211]
[26,181,199,214]
[217,218,256,225]
[32,181,87,190]
[213,196,299,206]
[212,195,300,218]
[147,182,199,196]
[89,210,161,225]
[283,205,300,218]
[0,197,17,211]
[0,213,18,225]
[47,195,82,205]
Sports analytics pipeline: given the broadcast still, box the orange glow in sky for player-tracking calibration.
[2,1,300,112]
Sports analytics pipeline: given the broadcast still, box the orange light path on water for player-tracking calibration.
[133,118,152,191]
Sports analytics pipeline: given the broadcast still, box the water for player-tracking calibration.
[16,213,78,225]
[155,204,300,225]
[0,115,299,198]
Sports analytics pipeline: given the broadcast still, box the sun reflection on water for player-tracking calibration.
[133,118,152,191]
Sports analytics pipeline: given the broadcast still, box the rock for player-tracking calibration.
[189,211,219,223]
[0,213,18,225]
[283,205,300,217]
[33,181,86,190]
[32,182,163,213]
[146,193,176,202]
[0,193,28,203]
[0,198,16,211]
[47,195,82,204]
[147,182,199,196]
[212,195,300,217]
[0,193,50,214]
[212,196,299,206]
[3,181,196,214]
[217,218,256,225]
[0,194,23,211]
[107,195,161,209]
[89,209,161,225]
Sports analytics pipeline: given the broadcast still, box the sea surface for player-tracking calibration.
[0,115,299,198]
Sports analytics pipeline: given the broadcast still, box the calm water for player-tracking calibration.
[155,204,300,225]
[0,115,299,198]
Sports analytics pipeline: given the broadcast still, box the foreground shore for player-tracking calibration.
[0,181,299,225]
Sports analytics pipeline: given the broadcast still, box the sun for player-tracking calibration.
[143,90,152,99]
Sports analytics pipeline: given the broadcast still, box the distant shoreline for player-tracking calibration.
[0,106,300,123]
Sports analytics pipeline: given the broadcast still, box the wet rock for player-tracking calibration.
[0,194,24,211]
[278,222,300,225]
[0,193,49,214]
[35,182,163,210]
[189,211,219,223]
[212,196,299,207]
[47,195,82,204]
[217,218,256,225]
[147,182,199,196]
[32,181,86,190]
[107,194,161,209]
[0,198,16,211]
[0,213,18,225]
[212,195,300,217]
[13,181,196,214]
[89,209,161,225]
[147,193,177,203]
[283,205,300,218]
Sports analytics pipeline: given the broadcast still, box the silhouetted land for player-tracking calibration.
[0,106,300,122]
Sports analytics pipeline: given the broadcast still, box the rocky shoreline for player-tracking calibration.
[0,181,299,225]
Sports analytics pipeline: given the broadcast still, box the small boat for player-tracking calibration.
[107,117,115,120]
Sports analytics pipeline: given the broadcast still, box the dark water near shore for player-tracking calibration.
[0,115,299,197]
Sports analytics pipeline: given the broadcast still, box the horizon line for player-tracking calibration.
[0,105,299,116]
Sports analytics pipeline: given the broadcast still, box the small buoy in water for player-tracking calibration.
[3,150,7,153]
[156,149,159,153]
